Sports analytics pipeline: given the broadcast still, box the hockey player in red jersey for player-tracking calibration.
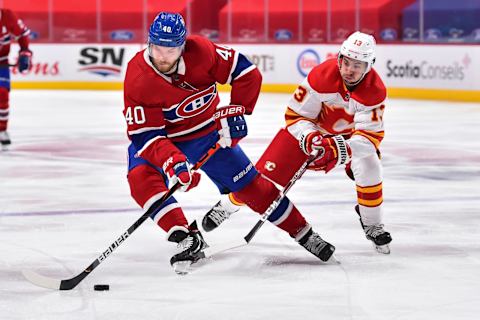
[0,9,32,148]
[124,12,335,273]
[203,31,392,254]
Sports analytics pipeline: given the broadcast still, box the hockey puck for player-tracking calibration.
[94,284,110,291]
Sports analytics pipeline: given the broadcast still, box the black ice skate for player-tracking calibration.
[297,228,336,262]
[0,131,11,150]
[202,200,237,232]
[168,226,208,275]
[355,205,392,254]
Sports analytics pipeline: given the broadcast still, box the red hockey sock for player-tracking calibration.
[275,204,308,238]
[0,87,9,131]
[156,207,189,233]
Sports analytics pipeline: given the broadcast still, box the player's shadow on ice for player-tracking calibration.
[263,257,332,267]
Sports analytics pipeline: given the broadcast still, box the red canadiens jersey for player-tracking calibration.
[285,58,386,151]
[123,35,262,165]
[0,9,30,63]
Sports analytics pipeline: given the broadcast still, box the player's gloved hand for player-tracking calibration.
[163,154,201,192]
[214,105,247,148]
[300,131,352,173]
[18,49,32,73]
[299,130,324,155]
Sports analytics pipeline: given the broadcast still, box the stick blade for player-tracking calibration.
[22,269,62,290]
[201,239,247,258]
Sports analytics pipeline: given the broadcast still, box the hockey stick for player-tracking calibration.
[0,62,18,67]
[199,150,321,259]
[22,143,221,290]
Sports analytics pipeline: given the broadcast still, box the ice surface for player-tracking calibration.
[1,90,479,319]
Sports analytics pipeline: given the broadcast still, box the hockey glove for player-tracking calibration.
[214,105,247,148]
[18,49,32,73]
[163,154,201,192]
[299,130,324,155]
[309,135,352,173]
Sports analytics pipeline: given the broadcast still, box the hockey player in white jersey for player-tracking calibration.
[203,31,392,254]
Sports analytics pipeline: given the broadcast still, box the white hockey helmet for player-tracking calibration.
[338,31,376,75]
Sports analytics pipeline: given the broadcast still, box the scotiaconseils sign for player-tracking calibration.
[385,59,466,81]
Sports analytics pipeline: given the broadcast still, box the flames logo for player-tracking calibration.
[264,161,276,172]
[319,104,354,134]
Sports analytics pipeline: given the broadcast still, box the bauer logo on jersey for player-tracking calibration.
[164,85,217,121]
[78,47,125,77]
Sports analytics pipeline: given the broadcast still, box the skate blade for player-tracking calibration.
[172,261,192,275]
[1,145,9,151]
[374,243,390,254]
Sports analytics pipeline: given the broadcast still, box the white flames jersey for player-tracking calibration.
[285,58,387,158]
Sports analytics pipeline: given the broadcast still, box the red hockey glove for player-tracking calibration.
[214,105,247,148]
[162,154,201,192]
[308,135,352,173]
[18,49,32,73]
[299,130,324,155]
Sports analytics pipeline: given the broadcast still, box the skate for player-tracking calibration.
[355,205,392,254]
[202,200,238,232]
[297,228,336,262]
[168,226,208,275]
[0,131,11,150]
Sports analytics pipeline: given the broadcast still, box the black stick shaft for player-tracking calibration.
[243,152,318,244]
[59,143,220,290]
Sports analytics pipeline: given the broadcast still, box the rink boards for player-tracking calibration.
[9,43,480,102]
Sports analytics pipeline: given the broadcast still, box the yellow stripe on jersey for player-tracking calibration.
[353,130,385,149]
[285,107,317,127]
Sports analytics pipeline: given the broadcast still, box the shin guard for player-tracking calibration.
[128,164,188,232]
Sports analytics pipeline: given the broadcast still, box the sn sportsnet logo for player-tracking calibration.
[78,47,125,77]
[386,58,466,81]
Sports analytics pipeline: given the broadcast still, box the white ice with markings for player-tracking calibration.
[1,90,479,320]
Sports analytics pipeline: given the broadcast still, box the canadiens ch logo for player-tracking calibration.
[173,85,217,119]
